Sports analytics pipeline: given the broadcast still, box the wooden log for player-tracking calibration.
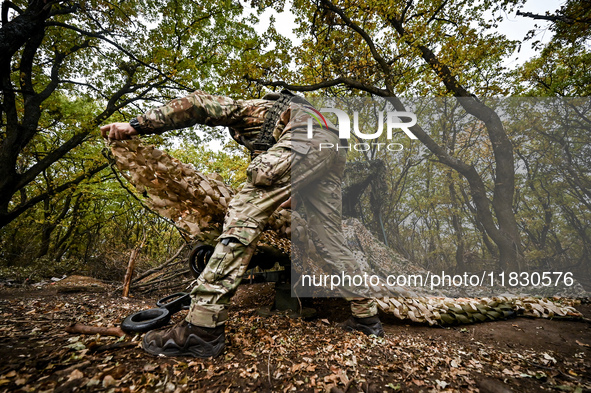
[122,234,146,297]
[65,323,125,337]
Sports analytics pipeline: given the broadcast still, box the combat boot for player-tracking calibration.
[338,315,385,337]
[142,320,225,358]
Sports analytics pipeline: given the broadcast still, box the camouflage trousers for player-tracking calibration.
[186,128,377,327]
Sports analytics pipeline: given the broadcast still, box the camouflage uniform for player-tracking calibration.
[136,91,377,328]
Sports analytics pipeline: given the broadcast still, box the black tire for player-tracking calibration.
[188,244,214,278]
[156,292,191,313]
[120,308,171,334]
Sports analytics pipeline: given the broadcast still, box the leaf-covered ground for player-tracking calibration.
[0,281,590,393]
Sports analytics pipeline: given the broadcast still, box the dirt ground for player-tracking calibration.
[0,282,589,393]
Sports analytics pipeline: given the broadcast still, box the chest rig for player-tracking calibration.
[250,90,296,157]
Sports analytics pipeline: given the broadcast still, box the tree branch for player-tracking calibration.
[0,162,108,228]
[387,15,471,97]
[516,10,575,24]
[65,323,125,338]
[46,21,195,92]
[318,0,394,93]
[244,76,389,96]
[2,1,24,24]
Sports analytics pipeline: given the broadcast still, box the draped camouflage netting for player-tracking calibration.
[106,138,291,255]
[106,138,584,325]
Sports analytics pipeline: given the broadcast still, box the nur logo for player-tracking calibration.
[305,108,418,140]
[302,106,329,131]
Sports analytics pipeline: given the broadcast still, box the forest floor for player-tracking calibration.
[0,278,590,393]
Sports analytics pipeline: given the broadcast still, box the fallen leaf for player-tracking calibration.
[67,369,84,381]
[543,353,557,364]
[102,375,115,388]
[436,380,448,389]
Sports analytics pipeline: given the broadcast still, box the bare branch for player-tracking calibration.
[245,75,390,96]
[516,10,575,24]
[425,0,449,25]
[48,4,79,17]
[46,21,195,92]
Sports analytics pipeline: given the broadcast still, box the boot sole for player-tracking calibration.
[142,333,225,358]
[340,323,385,337]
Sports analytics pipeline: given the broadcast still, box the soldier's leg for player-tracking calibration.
[298,174,379,319]
[349,298,378,318]
[185,131,358,328]
[293,142,383,336]
[186,238,258,327]
[298,177,383,336]
[143,147,293,357]
[186,147,293,327]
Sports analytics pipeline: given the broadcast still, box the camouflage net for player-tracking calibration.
[106,139,583,325]
[107,138,290,255]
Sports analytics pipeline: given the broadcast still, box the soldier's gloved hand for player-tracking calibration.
[100,122,139,140]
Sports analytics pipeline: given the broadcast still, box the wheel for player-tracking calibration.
[120,308,171,334]
[188,243,214,279]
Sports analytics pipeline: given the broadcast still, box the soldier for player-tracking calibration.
[100,90,384,358]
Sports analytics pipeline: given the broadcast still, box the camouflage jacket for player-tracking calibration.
[135,91,295,151]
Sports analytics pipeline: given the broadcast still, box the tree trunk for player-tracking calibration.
[448,176,466,274]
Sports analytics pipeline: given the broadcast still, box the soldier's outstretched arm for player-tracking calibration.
[134,91,243,135]
[100,91,243,140]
